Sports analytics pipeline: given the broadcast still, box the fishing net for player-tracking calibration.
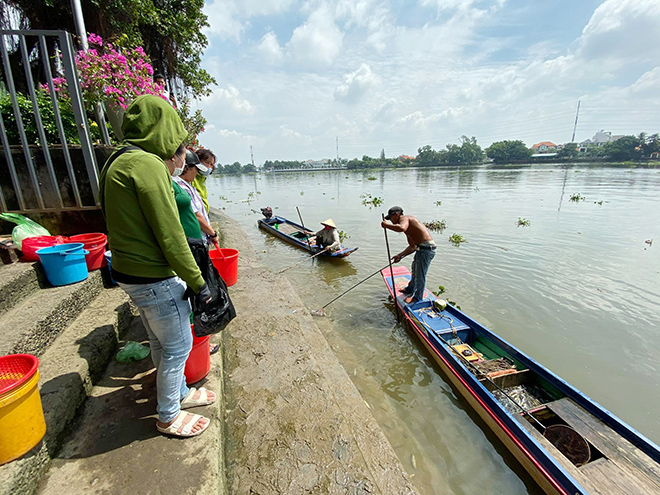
[492,384,549,414]
[471,357,516,377]
[543,424,591,466]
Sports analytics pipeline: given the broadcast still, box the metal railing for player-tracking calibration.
[0,29,101,213]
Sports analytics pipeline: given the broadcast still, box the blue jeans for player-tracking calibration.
[118,277,192,423]
[404,248,436,302]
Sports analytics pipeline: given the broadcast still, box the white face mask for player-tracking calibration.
[171,154,185,177]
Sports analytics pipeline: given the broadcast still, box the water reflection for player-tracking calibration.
[316,258,357,288]
[210,165,660,495]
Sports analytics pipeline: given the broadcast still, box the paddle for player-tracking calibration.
[382,213,400,323]
[296,206,314,253]
[310,254,410,317]
[278,247,329,274]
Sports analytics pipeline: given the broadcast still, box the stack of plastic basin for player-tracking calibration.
[184,324,210,385]
[0,354,46,465]
[209,248,239,286]
[36,243,89,286]
[104,251,118,285]
[20,235,67,262]
[68,233,107,271]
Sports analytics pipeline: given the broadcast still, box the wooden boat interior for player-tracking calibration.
[407,299,660,495]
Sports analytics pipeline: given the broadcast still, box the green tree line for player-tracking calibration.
[218,132,660,174]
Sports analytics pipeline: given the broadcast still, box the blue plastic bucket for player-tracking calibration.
[36,243,89,286]
[104,251,118,286]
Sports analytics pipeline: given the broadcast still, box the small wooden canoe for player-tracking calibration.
[382,265,660,495]
[257,216,357,258]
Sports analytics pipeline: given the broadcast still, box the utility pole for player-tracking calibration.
[70,0,111,145]
[250,145,255,167]
[571,100,581,143]
[336,136,339,161]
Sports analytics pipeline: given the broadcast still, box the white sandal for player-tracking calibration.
[156,411,210,437]
[180,387,215,409]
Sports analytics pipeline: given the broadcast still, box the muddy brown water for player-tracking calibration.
[207,164,660,495]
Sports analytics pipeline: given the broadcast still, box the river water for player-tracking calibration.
[206,164,660,495]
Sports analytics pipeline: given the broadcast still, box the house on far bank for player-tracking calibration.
[303,158,333,168]
[579,130,624,153]
[531,141,557,153]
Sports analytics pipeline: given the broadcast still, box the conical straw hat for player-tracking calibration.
[320,218,337,228]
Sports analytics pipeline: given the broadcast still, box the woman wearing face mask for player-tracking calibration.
[99,95,214,438]
[167,147,203,241]
[167,147,222,356]
[192,148,216,214]
[174,150,219,250]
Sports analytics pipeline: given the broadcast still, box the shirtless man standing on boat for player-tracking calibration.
[381,206,436,304]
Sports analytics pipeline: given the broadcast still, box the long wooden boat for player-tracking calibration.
[257,215,358,258]
[381,265,660,495]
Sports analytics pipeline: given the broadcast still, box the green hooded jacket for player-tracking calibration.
[191,174,209,213]
[99,95,204,292]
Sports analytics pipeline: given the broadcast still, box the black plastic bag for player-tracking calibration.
[187,238,236,336]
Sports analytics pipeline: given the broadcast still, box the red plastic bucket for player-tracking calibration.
[209,248,239,287]
[184,325,210,385]
[20,236,67,262]
[68,233,107,270]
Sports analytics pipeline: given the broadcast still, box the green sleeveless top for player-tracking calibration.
[173,180,202,239]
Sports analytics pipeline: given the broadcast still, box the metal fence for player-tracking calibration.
[0,29,102,213]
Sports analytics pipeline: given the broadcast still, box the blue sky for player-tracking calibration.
[196,0,660,165]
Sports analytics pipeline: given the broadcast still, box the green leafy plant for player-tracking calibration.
[446,299,461,310]
[449,233,467,246]
[338,230,350,242]
[433,285,446,295]
[434,200,442,206]
[569,193,586,202]
[0,90,80,146]
[424,220,447,232]
[368,176,377,181]
[517,218,531,227]
[360,193,383,208]
[176,100,207,147]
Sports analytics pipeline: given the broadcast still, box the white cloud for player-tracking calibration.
[334,64,378,104]
[198,1,660,163]
[239,0,297,16]
[258,32,284,64]
[578,0,660,67]
[203,1,244,41]
[287,8,344,66]
[628,67,660,97]
[205,86,256,115]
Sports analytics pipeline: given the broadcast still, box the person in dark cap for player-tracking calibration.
[381,206,436,303]
[174,150,219,250]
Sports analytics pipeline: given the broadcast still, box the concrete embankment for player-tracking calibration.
[6,208,416,495]
[216,208,417,494]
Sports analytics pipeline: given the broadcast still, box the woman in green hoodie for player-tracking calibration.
[100,95,215,438]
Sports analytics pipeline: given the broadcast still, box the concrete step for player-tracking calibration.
[0,261,47,317]
[0,286,135,495]
[36,317,224,495]
[0,270,103,357]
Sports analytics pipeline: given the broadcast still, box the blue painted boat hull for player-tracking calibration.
[382,265,660,495]
[258,216,357,258]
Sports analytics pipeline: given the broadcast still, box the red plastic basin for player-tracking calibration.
[184,325,210,385]
[20,236,67,262]
[68,233,107,270]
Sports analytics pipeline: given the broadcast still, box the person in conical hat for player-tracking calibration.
[314,218,341,252]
